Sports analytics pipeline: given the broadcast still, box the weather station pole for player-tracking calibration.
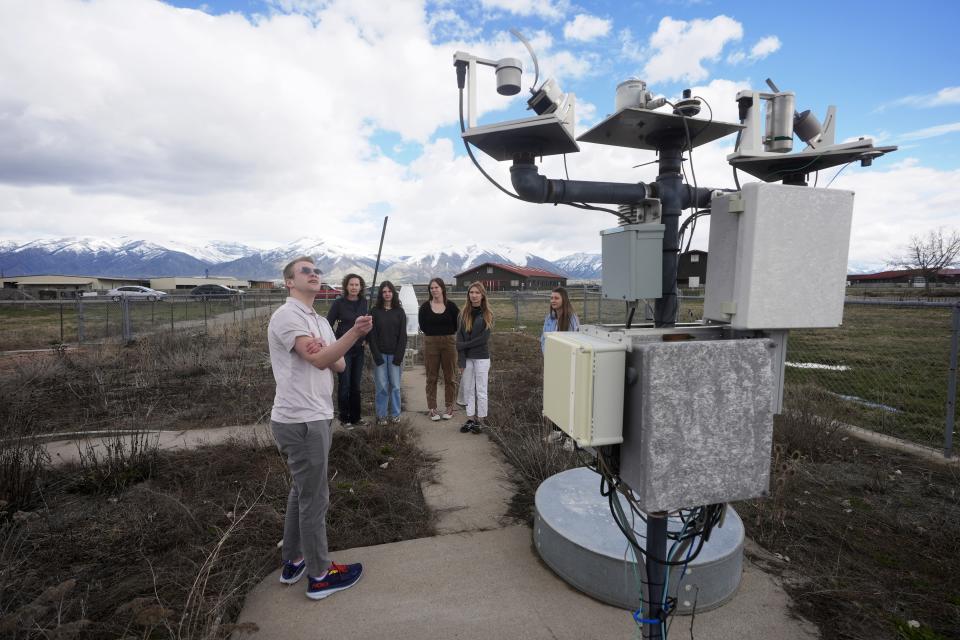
[450,37,895,640]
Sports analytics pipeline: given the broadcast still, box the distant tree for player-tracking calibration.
[889,227,960,286]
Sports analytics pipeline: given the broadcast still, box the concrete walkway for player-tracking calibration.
[43,423,273,466]
[237,367,820,640]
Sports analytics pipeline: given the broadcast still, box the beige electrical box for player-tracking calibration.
[542,333,626,446]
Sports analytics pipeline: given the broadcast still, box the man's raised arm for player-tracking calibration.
[294,315,373,370]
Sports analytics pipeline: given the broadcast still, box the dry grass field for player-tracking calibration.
[483,332,960,640]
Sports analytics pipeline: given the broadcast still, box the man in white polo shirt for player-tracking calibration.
[268,255,373,600]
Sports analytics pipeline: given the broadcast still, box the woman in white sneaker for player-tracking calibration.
[418,278,459,422]
[456,281,493,434]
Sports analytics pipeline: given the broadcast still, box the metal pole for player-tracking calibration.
[170,300,174,332]
[77,298,85,344]
[203,297,208,332]
[643,139,687,640]
[514,291,520,329]
[583,283,588,321]
[122,297,132,342]
[59,303,64,343]
[368,216,389,309]
[105,301,110,338]
[945,302,959,458]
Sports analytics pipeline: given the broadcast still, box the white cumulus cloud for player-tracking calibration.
[643,16,743,84]
[727,34,780,64]
[563,14,611,42]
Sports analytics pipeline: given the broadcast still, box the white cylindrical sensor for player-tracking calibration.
[495,58,522,96]
[764,92,795,153]
[615,78,647,111]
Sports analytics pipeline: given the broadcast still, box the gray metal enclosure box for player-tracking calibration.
[703,183,854,329]
[600,224,664,300]
[619,338,775,512]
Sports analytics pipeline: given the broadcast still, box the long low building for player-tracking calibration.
[1,274,146,295]
[1,274,253,297]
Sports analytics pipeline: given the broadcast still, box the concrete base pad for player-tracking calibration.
[535,467,744,613]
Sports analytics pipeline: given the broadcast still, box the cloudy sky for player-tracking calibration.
[1,0,958,266]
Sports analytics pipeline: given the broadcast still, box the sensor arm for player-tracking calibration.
[511,157,717,210]
[510,157,650,205]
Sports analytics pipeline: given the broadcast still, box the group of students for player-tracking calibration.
[328,275,581,435]
[266,256,582,600]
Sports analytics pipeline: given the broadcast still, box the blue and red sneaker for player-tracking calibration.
[306,561,363,600]
[279,559,306,585]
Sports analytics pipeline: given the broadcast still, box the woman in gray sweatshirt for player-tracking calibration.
[456,281,493,434]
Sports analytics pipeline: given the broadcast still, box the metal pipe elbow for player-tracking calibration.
[510,161,551,203]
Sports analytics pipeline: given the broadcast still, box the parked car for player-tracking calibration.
[189,284,245,299]
[107,286,167,301]
[314,284,342,300]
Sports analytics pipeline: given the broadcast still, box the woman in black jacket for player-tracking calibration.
[326,273,368,426]
[369,281,407,425]
[456,281,493,434]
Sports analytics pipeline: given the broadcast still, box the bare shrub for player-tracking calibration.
[776,384,847,462]
[0,383,49,513]
[486,333,578,521]
[0,436,49,515]
[72,429,159,494]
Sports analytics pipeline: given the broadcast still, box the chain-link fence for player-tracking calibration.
[3,289,956,454]
[0,293,311,350]
[785,300,957,453]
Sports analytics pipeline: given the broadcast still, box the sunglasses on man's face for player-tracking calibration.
[299,266,323,276]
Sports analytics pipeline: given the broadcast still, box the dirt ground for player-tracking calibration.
[0,422,435,640]
[484,332,960,640]
[0,320,435,639]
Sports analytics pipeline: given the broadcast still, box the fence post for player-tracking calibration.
[514,291,520,330]
[945,302,959,458]
[597,287,602,324]
[59,302,64,344]
[203,297,208,332]
[122,297,132,342]
[77,298,85,344]
[170,300,174,332]
[105,301,110,337]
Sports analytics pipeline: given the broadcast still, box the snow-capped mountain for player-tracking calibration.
[0,236,258,277]
[380,244,562,283]
[0,236,574,283]
[0,235,888,283]
[553,252,603,280]
[210,237,385,282]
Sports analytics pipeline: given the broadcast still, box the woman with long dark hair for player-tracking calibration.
[369,281,407,425]
[326,273,368,426]
[540,286,580,352]
[456,281,493,434]
[418,277,459,421]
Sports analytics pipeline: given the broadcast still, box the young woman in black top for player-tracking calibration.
[326,273,368,426]
[418,277,459,421]
[369,281,407,425]
[456,281,493,434]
